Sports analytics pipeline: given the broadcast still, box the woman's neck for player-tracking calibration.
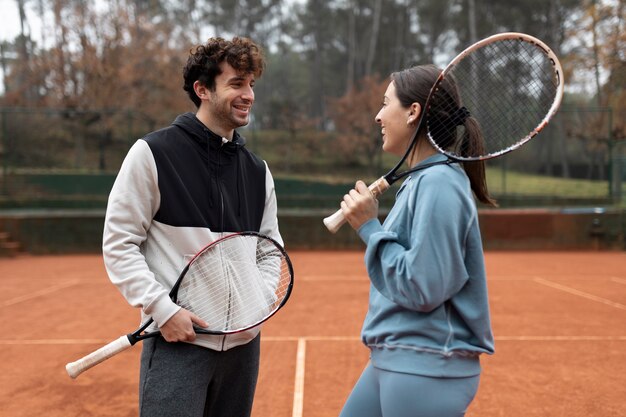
[407,137,437,167]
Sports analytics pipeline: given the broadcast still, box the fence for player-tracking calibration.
[0,106,624,209]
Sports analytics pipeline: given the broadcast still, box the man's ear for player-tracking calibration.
[193,81,209,100]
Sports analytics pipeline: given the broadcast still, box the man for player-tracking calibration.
[102,37,282,417]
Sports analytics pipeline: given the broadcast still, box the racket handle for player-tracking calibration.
[65,335,132,379]
[323,177,390,233]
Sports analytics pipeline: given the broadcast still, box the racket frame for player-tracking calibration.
[324,32,564,233]
[176,231,295,335]
[65,231,294,378]
[389,32,564,182]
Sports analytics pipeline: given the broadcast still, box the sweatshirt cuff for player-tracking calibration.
[145,294,181,327]
[358,218,383,244]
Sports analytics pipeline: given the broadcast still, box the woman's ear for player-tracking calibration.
[407,102,421,125]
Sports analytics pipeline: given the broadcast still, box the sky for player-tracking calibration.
[0,0,307,42]
[0,0,610,97]
[0,0,21,94]
[0,0,24,42]
[0,0,306,93]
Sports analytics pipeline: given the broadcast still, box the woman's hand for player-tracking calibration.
[340,180,379,230]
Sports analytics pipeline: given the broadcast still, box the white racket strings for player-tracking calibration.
[176,235,292,332]
[427,38,560,160]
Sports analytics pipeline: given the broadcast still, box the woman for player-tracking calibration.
[338,64,496,417]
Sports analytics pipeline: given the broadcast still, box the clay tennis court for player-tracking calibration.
[1,250,625,416]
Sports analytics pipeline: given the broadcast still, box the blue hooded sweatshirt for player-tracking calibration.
[357,154,495,378]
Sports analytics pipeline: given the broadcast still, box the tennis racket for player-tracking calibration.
[66,231,294,379]
[323,32,564,233]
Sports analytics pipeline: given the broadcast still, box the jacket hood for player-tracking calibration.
[170,112,250,215]
[171,112,247,148]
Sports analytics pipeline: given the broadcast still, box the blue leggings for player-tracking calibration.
[339,363,480,417]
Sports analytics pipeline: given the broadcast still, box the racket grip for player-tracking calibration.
[323,177,390,233]
[65,335,132,379]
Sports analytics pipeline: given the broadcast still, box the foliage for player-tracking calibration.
[1,1,622,125]
[564,0,625,139]
[328,75,387,173]
[0,0,623,202]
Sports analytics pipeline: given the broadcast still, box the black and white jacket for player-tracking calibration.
[102,112,282,351]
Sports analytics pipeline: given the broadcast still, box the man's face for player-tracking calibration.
[207,62,256,131]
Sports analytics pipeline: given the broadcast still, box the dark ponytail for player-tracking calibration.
[461,117,497,207]
[391,65,497,207]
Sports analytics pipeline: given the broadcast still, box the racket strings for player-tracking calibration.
[427,38,560,160]
[176,235,292,332]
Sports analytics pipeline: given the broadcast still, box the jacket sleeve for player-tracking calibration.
[102,140,181,327]
[258,161,283,247]
[358,172,472,312]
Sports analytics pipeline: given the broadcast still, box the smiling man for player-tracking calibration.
[101,37,283,417]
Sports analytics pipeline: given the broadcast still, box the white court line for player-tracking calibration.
[3,335,626,346]
[489,276,624,282]
[4,335,625,416]
[533,277,626,310]
[265,336,360,342]
[495,336,626,341]
[0,336,361,345]
[292,338,306,417]
[299,276,366,281]
[1,280,81,307]
[0,339,113,345]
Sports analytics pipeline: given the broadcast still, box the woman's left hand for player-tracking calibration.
[341,180,379,230]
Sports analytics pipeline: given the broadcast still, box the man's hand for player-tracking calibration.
[160,308,209,343]
[340,180,379,231]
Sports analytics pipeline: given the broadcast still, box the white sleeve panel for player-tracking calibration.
[102,139,181,327]
[259,161,283,247]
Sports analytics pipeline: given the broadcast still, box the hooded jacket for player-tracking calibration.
[357,154,494,377]
[102,112,282,351]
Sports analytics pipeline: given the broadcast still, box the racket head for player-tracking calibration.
[425,32,564,161]
[172,232,294,335]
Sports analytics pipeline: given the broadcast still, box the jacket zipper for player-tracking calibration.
[217,140,226,233]
[216,138,227,351]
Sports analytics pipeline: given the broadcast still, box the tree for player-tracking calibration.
[329,75,386,173]
[564,0,625,177]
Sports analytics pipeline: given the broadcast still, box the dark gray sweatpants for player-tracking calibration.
[139,335,260,417]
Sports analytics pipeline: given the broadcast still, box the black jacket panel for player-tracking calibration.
[144,112,266,232]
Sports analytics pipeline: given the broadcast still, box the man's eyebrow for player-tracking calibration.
[226,75,254,83]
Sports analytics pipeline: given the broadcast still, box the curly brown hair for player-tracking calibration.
[183,37,265,107]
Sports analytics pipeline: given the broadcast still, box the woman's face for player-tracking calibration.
[375,81,418,157]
